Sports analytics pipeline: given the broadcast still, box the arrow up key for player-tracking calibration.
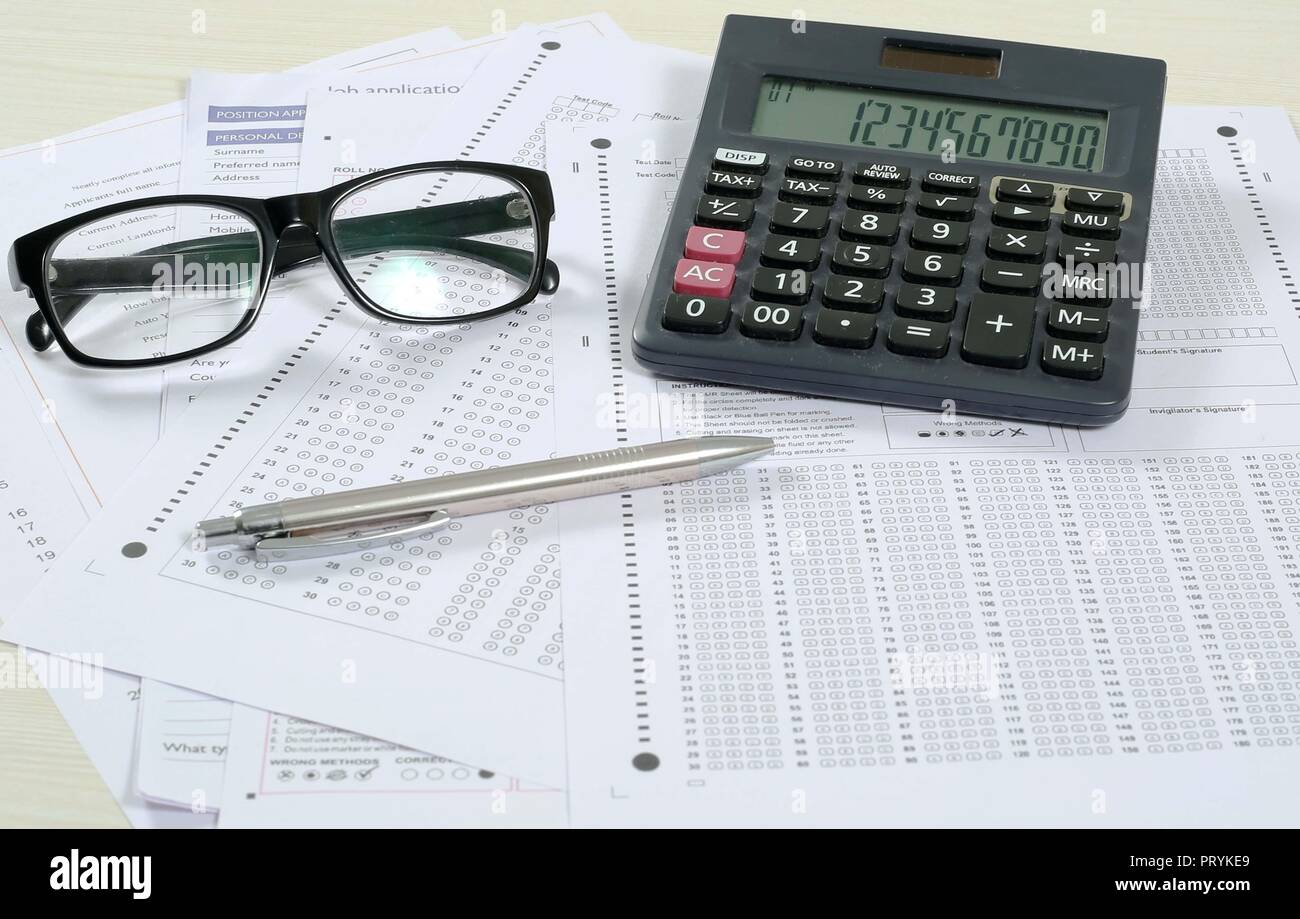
[995,177,1055,205]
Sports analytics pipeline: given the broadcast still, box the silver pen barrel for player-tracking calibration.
[196,436,774,549]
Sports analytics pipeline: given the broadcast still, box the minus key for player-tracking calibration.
[980,261,1040,293]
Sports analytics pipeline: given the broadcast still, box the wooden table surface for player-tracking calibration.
[1,0,1296,827]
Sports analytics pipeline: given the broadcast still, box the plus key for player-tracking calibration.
[961,294,1036,368]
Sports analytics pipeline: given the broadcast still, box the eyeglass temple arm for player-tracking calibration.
[25,194,559,351]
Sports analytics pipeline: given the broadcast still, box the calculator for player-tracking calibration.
[632,15,1166,425]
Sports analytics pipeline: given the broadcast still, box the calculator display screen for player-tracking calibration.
[752,76,1108,172]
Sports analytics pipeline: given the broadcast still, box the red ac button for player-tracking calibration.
[673,258,736,298]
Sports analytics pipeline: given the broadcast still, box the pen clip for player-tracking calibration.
[253,510,453,562]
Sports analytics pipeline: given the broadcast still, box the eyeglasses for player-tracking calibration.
[6,161,558,368]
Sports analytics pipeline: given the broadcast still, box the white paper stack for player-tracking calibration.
[3,11,1299,829]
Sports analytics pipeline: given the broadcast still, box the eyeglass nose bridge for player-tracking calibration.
[264,194,328,276]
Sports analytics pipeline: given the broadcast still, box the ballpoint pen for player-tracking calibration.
[193,436,776,561]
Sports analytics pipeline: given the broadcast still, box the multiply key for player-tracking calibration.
[987,228,1046,261]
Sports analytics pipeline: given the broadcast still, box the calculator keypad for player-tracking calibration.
[662,146,1137,408]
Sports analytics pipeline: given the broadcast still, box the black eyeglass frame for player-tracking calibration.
[6,161,557,369]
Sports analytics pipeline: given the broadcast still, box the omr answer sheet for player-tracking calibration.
[0,26,510,826]
[1,31,709,789]
[0,335,211,828]
[133,16,635,806]
[549,110,1300,826]
[216,704,563,827]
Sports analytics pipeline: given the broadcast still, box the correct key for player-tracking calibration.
[662,293,730,334]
